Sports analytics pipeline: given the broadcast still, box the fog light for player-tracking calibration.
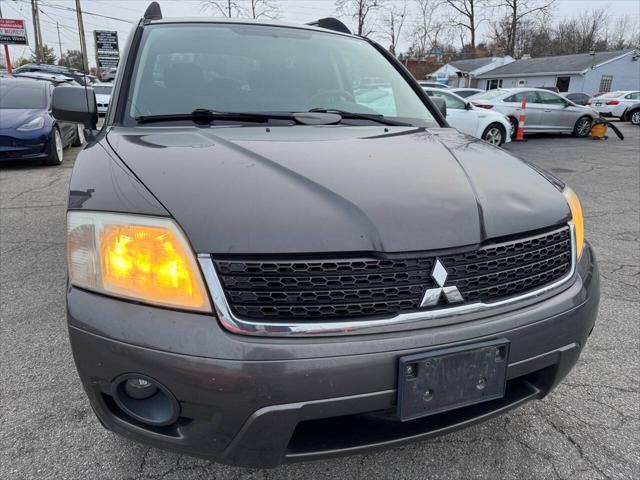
[111,374,179,426]
[124,377,158,400]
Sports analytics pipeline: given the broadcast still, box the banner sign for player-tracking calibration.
[0,19,28,45]
[94,30,119,69]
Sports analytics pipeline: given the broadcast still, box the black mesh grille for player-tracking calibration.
[212,226,572,321]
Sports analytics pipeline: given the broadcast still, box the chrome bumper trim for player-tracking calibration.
[197,224,577,337]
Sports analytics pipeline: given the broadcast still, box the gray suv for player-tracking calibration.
[53,3,599,468]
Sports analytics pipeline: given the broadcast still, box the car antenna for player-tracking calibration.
[144,2,163,21]
[306,18,351,35]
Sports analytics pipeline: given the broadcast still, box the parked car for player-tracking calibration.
[0,77,85,165]
[13,63,92,86]
[93,83,113,115]
[102,67,117,82]
[590,90,640,118]
[622,102,640,125]
[563,92,592,106]
[418,80,449,89]
[423,87,511,145]
[470,88,597,137]
[449,87,483,98]
[13,71,77,85]
[55,6,598,469]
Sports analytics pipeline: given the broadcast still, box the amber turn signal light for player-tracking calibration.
[67,212,211,312]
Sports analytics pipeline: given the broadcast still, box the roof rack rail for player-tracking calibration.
[144,1,162,21]
[306,17,351,35]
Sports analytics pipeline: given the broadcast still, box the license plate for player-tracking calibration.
[397,339,509,421]
[594,102,602,107]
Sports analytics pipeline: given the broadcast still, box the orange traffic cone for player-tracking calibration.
[515,97,527,141]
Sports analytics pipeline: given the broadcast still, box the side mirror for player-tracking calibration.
[51,85,98,129]
[465,102,473,110]
[431,97,447,118]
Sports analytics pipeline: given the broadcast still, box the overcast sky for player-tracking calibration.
[2,0,639,68]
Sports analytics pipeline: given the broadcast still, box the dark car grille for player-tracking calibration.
[212,226,573,321]
[0,136,45,159]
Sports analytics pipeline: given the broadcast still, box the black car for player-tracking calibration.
[0,76,85,164]
[564,92,592,106]
[55,3,599,468]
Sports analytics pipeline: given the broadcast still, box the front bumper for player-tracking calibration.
[67,243,599,468]
[0,132,49,161]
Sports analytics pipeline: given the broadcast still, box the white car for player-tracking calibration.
[93,83,113,115]
[418,80,449,89]
[423,88,512,146]
[590,91,640,118]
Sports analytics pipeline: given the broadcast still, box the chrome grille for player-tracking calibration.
[212,226,573,321]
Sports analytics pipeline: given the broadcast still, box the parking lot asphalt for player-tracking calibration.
[1,125,638,480]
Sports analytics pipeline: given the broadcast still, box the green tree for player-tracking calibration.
[29,44,57,65]
[58,50,85,71]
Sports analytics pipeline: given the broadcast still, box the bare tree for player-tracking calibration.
[201,0,242,17]
[411,0,447,58]
[498,0,555,56]
[381,0,408,55]
[442,0,487,52]
[606,16,639,50]
[606,16,631,50]
[335,0,384,37]
[247,0,278,19]
[576,8,609,51]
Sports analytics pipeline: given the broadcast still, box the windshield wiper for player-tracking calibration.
[135,109,295,124]
[308,108,413,127]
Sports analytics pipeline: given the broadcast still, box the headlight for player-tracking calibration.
[17,116,45,131]
[563,187,584,259]
[67,211,211,312]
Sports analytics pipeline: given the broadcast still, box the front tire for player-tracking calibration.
[481,123,506,146]
[43,127,63,166]
[573,116,592,137]
[72,124,86,147]
[629,109,640,126]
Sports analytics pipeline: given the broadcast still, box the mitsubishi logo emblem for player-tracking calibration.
[420,258,464,307]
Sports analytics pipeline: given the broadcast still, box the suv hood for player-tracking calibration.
[106,126,569,254]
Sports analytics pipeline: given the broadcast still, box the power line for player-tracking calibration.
[16,0,133,24]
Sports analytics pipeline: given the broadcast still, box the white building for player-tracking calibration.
[475,49,640,93]
[427,56,515,87]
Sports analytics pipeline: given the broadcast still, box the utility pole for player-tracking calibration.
[56,22,63,60]
[0,3,13,73]
[30,0,43,63]
[75,0,89,73]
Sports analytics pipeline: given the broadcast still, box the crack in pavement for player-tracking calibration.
[535,406,611,480]
[6,176,64,202]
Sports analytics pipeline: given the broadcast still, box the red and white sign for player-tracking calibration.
[0,19,28,45]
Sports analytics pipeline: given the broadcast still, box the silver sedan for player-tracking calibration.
[468,88,598,138]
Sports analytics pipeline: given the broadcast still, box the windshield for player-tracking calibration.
[94,85,113,95]
[124,24,436,126]
[0,81,47,109]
